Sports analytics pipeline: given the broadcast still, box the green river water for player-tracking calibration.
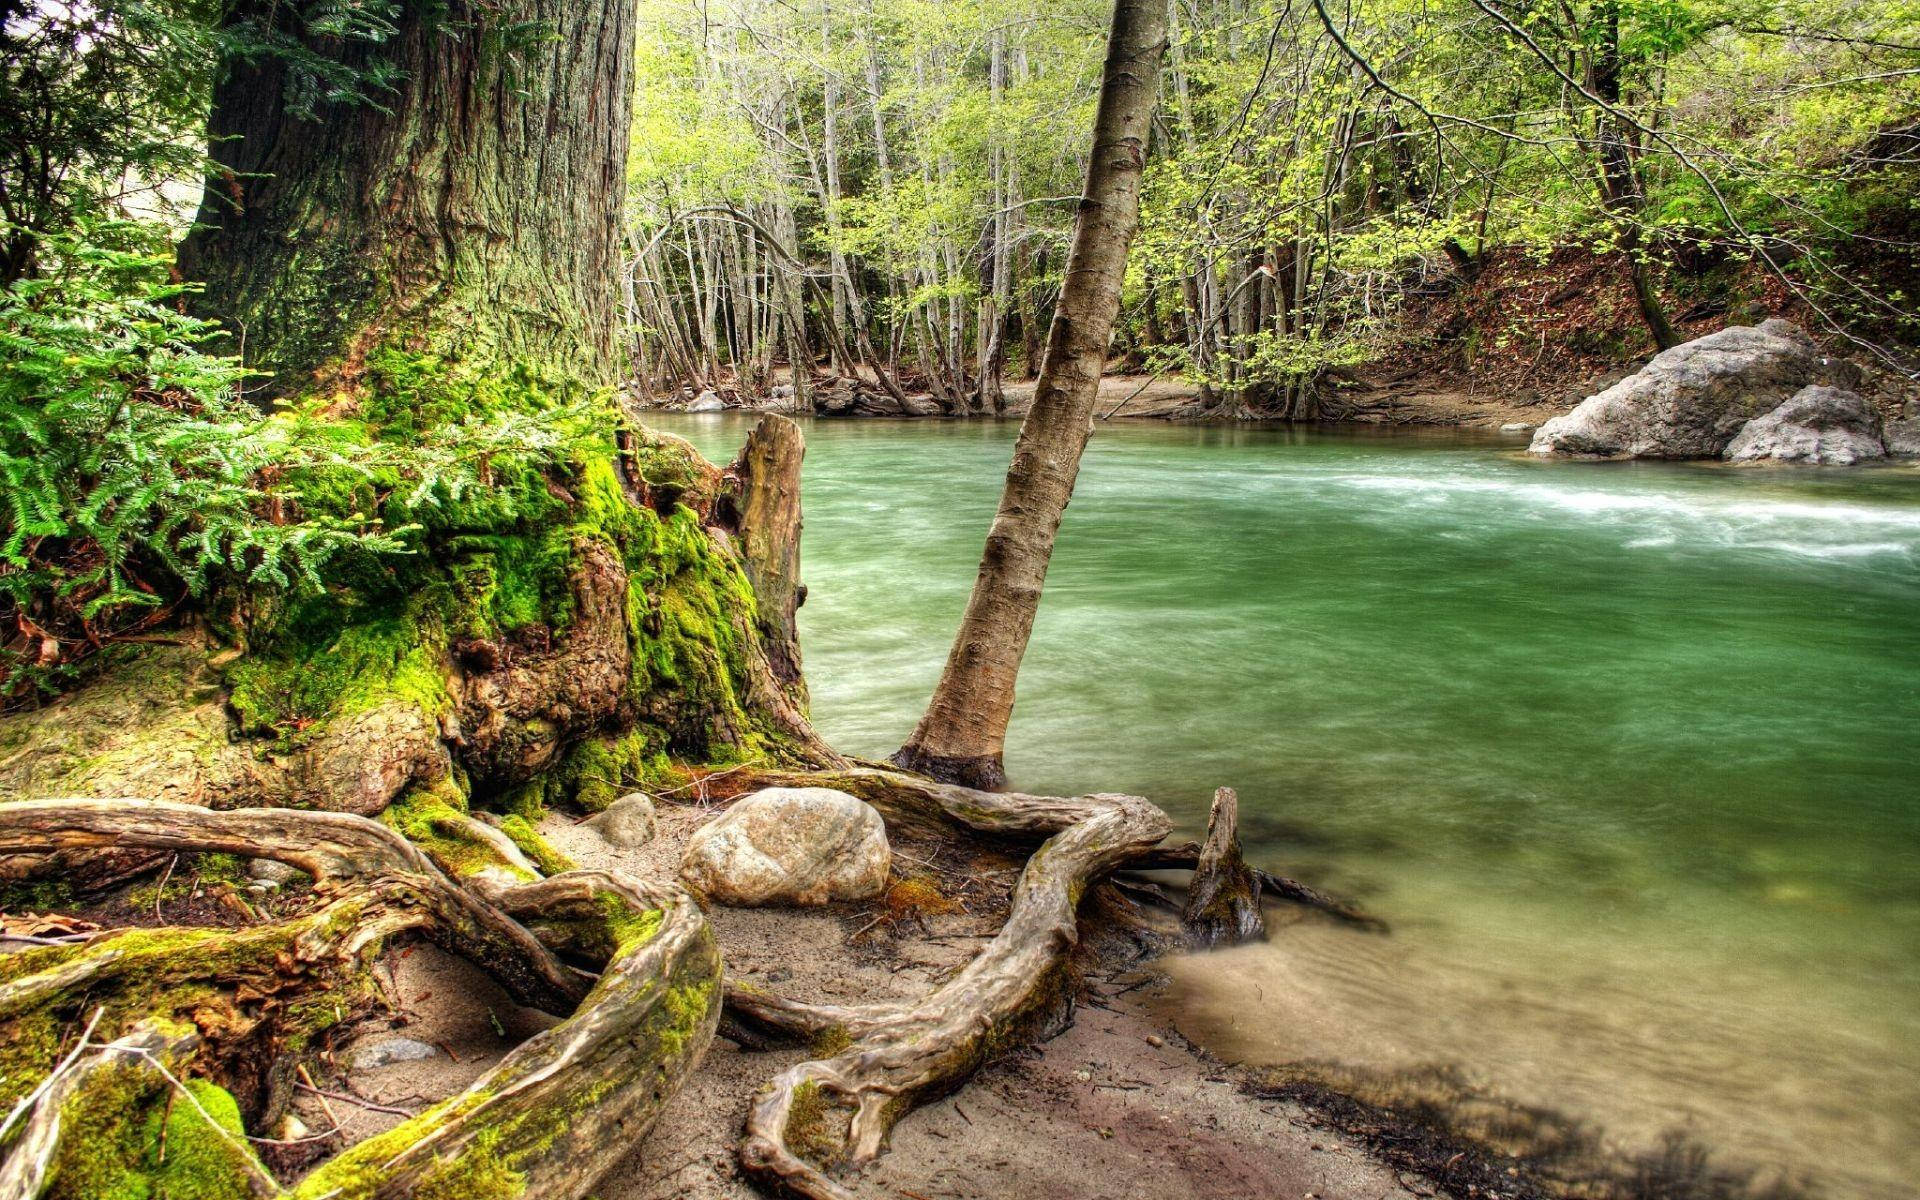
[648,413,1920,1200]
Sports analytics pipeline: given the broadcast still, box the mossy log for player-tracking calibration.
[723,776,1171,1200]
[0,800,720,1200]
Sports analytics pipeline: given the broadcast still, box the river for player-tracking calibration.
[647,413,1920,1200]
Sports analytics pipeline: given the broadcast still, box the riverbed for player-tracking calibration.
[647,414,1920,1200]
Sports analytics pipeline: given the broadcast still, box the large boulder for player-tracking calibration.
[688,389,725,412]
[1725,385,1886,465]
[1884,418,1920,459]
[679,787,890,906]
[1530,320,1847,459]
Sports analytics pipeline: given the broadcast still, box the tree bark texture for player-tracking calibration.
[891,0,1167,788]
[1179,786,1264,948]
[178,0,636,394]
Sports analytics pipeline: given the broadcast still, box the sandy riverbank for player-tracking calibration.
[300,795,1435,1200]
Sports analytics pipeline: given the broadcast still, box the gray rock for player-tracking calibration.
[680,786,890,907]
[1530,320,1844,459]
[248,857,303,885]
[688,390,725,412]
[1884,418,1920,458]
[586,792,657,849]
[351,1036,442,1070]
[1499,422,1534,433]
[1726,385,1886,465]
[770,383,796,399]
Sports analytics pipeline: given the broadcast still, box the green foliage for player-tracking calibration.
[0,224,415,702]
[0,220,619,707]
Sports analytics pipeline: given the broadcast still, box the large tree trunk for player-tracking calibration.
[178,0,635,394]
[0,2,830,1192]
[891,0,1167,788]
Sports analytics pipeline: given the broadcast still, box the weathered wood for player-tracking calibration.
[1130,843,1388,932]
[0,803,721,1200]
[0,800,588,1012]
[729,787,1170,1200]
[288,873,720,1200]
[1180,786,1265,948]
[723,417,811,705]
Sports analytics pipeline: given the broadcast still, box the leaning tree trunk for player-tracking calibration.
[892,0,1167,788]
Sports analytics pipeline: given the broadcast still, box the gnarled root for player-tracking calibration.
[729,786,1170,1200]
[0,800,721,1200]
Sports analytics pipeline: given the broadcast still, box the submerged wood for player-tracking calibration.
[1180,786,1265,948]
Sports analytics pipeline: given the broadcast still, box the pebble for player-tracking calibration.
[1144,1034,1165,1048]
[248,857,303,885]
[351,1036,443,1070]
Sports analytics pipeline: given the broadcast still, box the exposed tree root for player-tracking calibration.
[710,765,1386,1196]
[725,781,1170,1199]
[0,799,721,1200]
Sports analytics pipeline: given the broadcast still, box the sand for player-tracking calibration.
[303,795,1432,1200]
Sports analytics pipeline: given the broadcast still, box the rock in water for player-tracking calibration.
[1725,385,1886,465]
[586,792,657,848]
[679,787,890,906]
[689,390,725,412]
[1530,320,1845,459]
[1884,418,1920,459]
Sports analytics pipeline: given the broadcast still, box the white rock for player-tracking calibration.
[586,792,657,849]
[679,787,890,907]
[1725,385,1885,465]
[688,390,725,412]
[1531,320,1834,459]
[351,1036,442,1070]
[1499,422,1534,433]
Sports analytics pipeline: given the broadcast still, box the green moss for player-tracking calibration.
[149,1079,262,1200]
[224,596,450,747]
[808,1025,854,1058]
[509,728,674,815]
[381,785,535,883]
[44,1060,158,1200]
[497,815,574,876]
[0,877,75,913]
[784,1079,845,1168]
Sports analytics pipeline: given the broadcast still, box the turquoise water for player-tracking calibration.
[648,414,1920,1199]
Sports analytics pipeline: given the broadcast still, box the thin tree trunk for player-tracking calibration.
[892,0,1167,788]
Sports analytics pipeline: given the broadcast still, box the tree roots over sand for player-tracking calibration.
[0,777,1370,1199]
[0,800,718,1200]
